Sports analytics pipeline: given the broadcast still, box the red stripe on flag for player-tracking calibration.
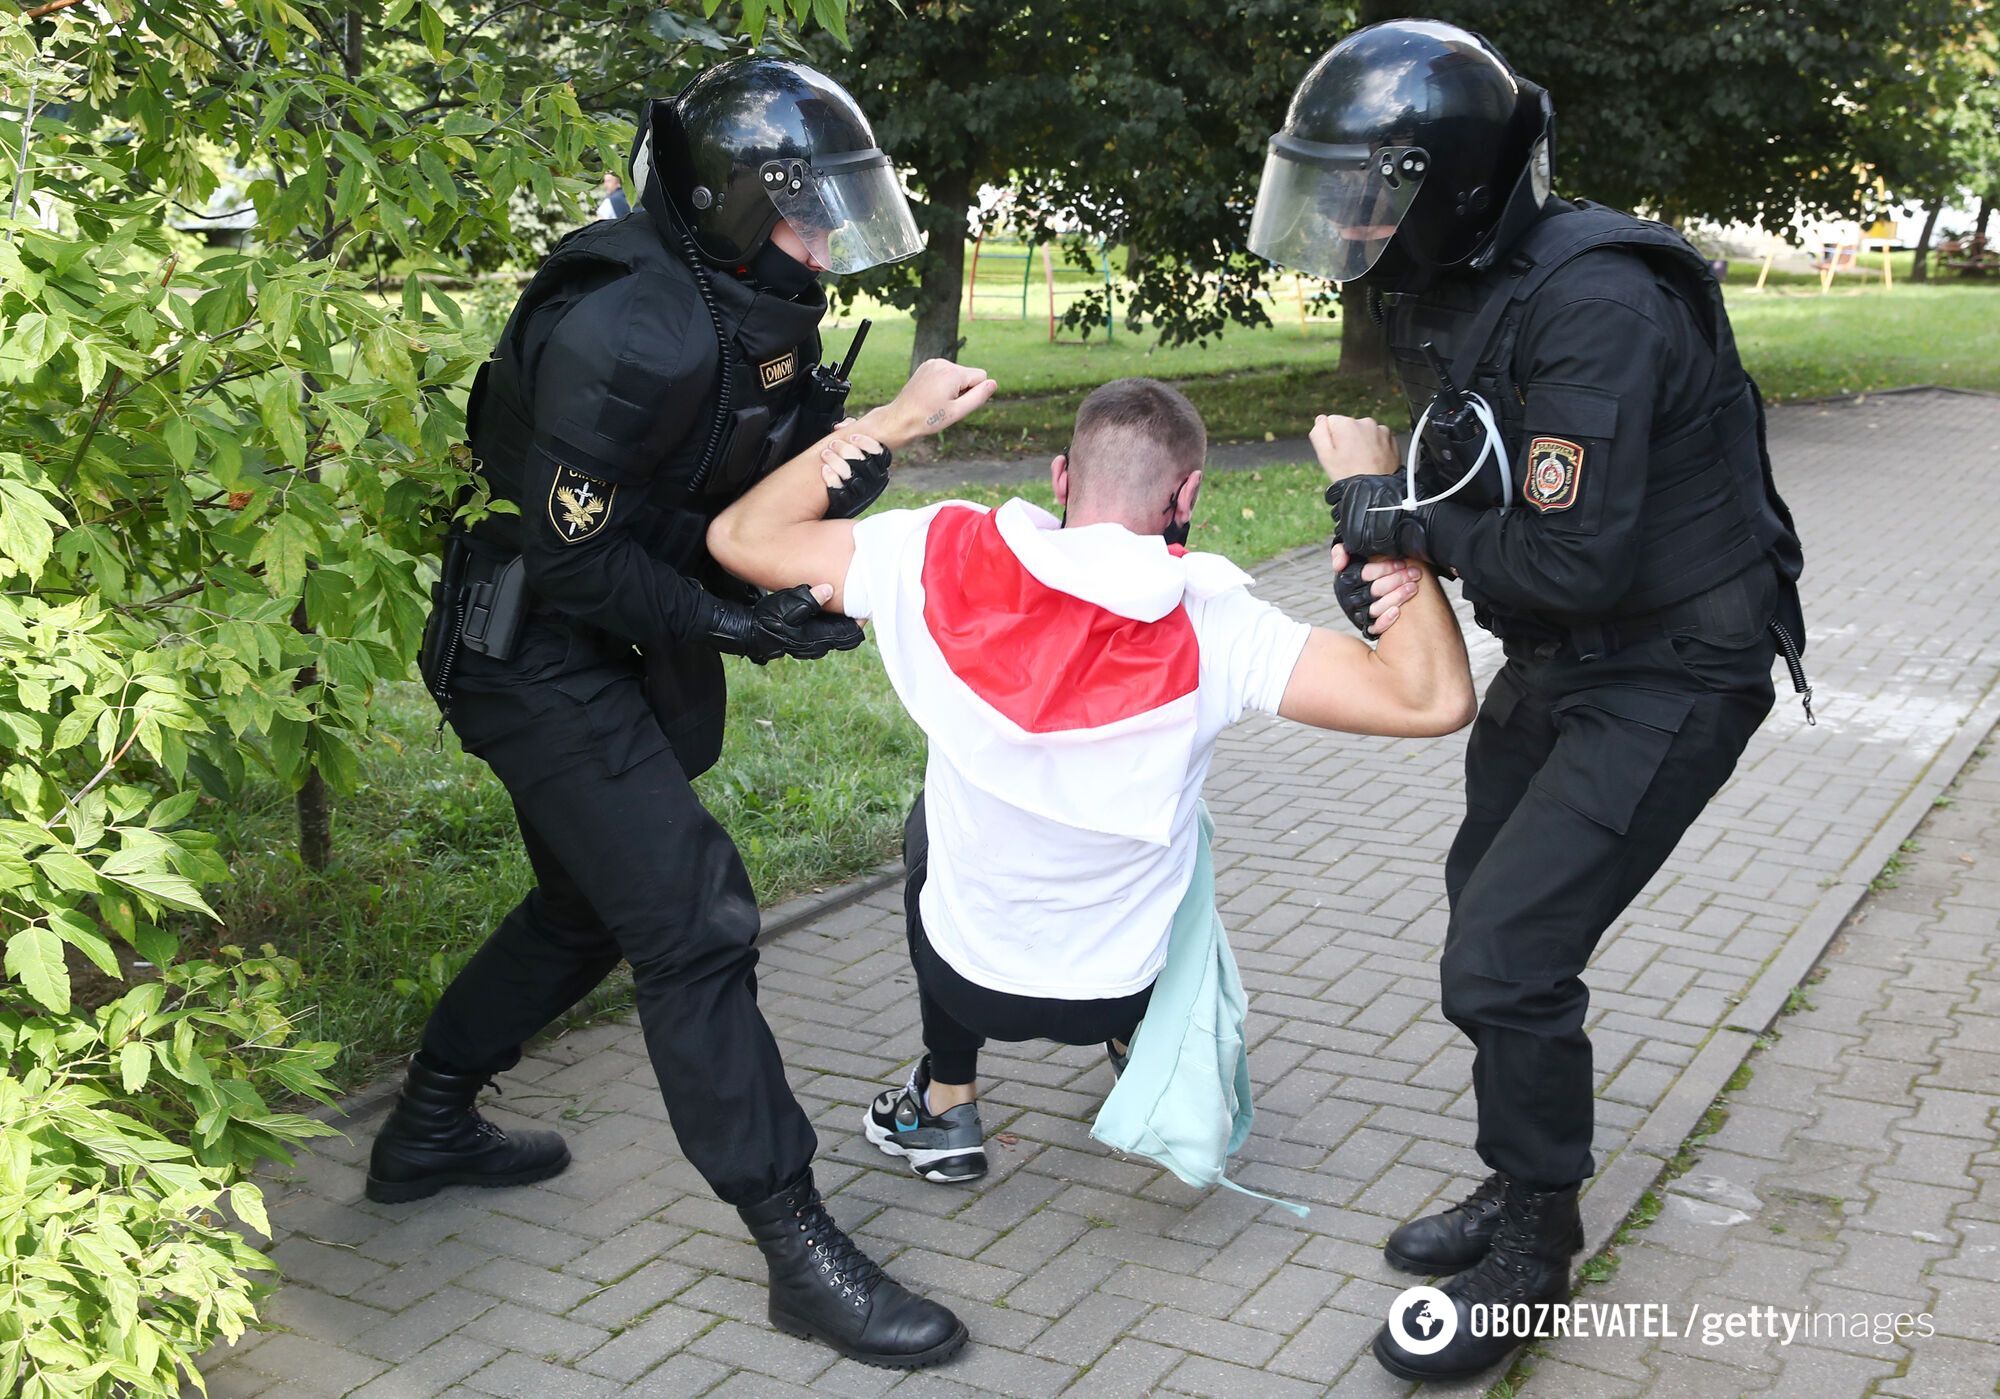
[920,506,1197,733]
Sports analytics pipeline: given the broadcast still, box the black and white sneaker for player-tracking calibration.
[864,1055,987,1184]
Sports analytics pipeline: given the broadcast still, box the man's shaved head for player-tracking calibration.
[1066,378,1207,520]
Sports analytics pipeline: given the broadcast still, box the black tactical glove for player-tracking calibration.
[1326,474,1434,563]
[1333,552,1378,637]
[697,584,864,664]
[823,444,892,520]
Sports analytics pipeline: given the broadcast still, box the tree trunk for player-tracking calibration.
[296,770,332,871]
[290,595,332,872]
[1979,194,1994,242]
[1337,283,1391,379]
[911,166,973,369]
[1911,201,1942,283]
[286,9,360,875]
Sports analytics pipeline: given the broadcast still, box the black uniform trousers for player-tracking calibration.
[419,616,816,1207]
[1441,625,1774,1190]
[901,796,1154,1086]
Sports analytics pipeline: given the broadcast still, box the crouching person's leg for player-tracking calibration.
[865,794,991,1183]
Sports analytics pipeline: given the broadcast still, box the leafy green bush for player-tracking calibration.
[0,952,339,1396]
[0,0,839,1393]
[1,474,344,1395]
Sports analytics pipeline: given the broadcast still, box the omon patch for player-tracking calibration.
[548,465,616,544]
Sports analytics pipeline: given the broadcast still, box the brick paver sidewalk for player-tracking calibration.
[1516,729,2000,1399]
[198,390,2000,1398]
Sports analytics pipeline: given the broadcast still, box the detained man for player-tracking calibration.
[708,373,1476,1184]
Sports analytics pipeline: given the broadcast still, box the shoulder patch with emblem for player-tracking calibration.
[759,350,798,391]
[548,465,616,544]
[1524,436,1583,513]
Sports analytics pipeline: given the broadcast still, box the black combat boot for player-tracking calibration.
[1383,1170,1508,1273]
[1371,1180,1584,1383]
[739,1169,968,1369]
[365,1055,570,1204]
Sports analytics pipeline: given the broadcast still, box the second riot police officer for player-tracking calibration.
[1251,19,1810,1383]
[379,57,978,1369]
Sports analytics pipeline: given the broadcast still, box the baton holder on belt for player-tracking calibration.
[422,533,528,723]
[456,535,527,660]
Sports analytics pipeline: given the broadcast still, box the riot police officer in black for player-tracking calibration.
[1251,20,1809,1383]
[375,57,977,1369]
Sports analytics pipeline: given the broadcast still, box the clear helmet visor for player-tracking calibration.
[1247,140,1428,283]
[760,150,925,275]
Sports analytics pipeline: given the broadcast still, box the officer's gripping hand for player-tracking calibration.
[860,359,997,449]
[819,429,892,520]
[698,584,864,664]
[1327,473,1433,564]
[1330,542,1423,638]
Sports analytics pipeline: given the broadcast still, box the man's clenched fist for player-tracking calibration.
[1310,413,1399,483]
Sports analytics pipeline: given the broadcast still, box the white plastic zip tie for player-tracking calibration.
[1367,392,1513,516]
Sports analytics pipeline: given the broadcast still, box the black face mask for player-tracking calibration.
[1162,482,1195,547]
[743,237,821,299]
[1059,452,1195,544]
[1358,234,1434,295]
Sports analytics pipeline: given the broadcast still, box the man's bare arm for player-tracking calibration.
[1277,554,1476,737]
[708,360,997,614]
[707,430,867,611]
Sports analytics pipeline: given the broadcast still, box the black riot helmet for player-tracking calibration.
[629,57,923,275]
[1248,19,1553,286]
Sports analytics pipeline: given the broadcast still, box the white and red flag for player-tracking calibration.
[842,498,1307,998]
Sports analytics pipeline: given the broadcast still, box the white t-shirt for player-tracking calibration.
[843,498,1310,999]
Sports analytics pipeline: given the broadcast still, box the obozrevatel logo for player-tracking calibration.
[1388,1285,1457,1356]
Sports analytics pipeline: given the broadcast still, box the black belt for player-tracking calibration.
[1494,566,1771,664]
[1492,567,1814,723]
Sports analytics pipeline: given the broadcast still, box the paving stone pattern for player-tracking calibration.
[1516,730,2000,1399]
[199,391,2000,1397]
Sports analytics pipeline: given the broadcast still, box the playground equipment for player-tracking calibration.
[963,231,1033,321]
[964,230,1116,341]
[1813,219,1896,292]
[1281,273,1339,328]
[1750,219,1896,293]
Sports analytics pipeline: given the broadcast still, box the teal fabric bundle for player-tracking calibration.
[1090,803,1308,1218]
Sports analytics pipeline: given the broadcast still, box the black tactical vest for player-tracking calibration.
[466,208,828,584]
[1384,200,1803,621]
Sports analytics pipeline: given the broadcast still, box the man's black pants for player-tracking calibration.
[418,619,816,1207]
[902,797,1153,1085]
[1442,630,1775,1189]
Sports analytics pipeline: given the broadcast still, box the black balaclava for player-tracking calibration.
[743,236,821,300]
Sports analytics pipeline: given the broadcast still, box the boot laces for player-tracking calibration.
[791,1191,885,1308]
[1460,1192,1566,1297]
[1449,1172,1507,1219]
[1454,1225,1541,1305]
[472,1114,506,1142]
[471,1078,505,1139]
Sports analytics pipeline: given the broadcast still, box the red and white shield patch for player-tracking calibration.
[1524,436,1583,513]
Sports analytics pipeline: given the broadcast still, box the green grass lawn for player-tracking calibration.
[830,271,1995,463]
[1724,283,1998,401]
[827,307,1392,462]
[829,310,1342,404]
[214,466,1336,1088]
